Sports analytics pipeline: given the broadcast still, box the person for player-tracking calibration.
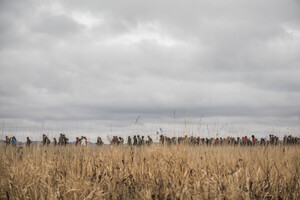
[59,134,67,145]
[127,136,132,145]
[252,135,256,146]
[160,135,164,145]
[58,134,63,145]
[166,137,172,145]
[5,136,11,146]
[26,137,32,147]
[97,137,103,146]
[42,134,46,145]
[206,138,209,146]
[53,138,57,146]
[178,137,182,144]
[119,137,124,145]
[111,136,115,145]
[275,136,279,145]
[42,134,50,146]
[59,134,68,146]
[63,134,69,145]
[141,136,145,145]
[133,135,137,145]
[147,135,153,145]
[12,136,17,146]
[76,137,81,146]
[197,136,200,145]
[245,136,248,146]
[115,136,120,145]
[81,136,87,146]
[171,137,177,145]
[137,135,141,145]
[269,135,275,145]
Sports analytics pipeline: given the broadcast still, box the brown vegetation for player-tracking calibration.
[0,145,299,199]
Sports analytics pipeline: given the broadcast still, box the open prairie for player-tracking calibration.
[1,145,299,200]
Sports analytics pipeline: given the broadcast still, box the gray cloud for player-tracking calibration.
[31,15,83,37]
[0,0,300,141]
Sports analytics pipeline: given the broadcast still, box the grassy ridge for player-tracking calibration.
[0,145,299,199]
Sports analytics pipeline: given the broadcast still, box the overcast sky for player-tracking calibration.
[1,0,300,142]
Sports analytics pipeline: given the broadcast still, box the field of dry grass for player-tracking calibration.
[0,145,299,200]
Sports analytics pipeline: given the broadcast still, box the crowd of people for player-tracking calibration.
[108,135,154,145]
[76,136,87,146]
[158,134,300,146]
[4,136,17,146]
[3,133,300,147]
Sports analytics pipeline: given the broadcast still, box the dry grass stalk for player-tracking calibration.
[0,145,299,199]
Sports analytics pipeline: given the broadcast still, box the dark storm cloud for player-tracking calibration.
[0,0,300,140]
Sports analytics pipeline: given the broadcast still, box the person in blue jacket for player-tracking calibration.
[12,136,17,146]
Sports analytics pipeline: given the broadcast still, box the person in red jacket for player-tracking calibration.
[252,135,256,146]
[245,136,248,146]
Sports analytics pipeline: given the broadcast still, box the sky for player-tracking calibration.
[0,0,300,142]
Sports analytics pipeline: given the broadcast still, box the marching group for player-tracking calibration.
[158,134,300,146]
[3,133,300,147]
